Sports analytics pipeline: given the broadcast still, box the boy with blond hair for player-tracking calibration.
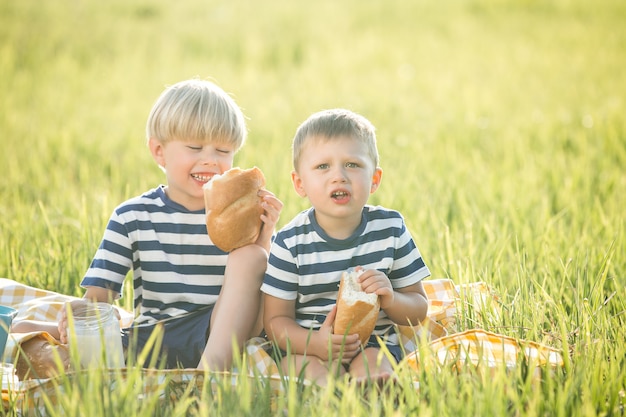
[262,109,429,385]
[17,79,283,370]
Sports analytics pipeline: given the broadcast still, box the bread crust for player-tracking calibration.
[204,167,265,252]
[14,334,71,380]
[333,270,380,345]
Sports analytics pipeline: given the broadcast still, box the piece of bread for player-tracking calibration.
[14,333,71,380]
[203,166,266,252]
[333,269,380,345]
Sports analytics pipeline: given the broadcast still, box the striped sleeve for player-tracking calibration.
[262,233,301,300]
[81,211,133,294]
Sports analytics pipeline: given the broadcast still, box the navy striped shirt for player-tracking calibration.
[261,205,430,344]
[81,186,227,325]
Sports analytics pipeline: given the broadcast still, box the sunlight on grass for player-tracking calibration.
[1,0,624,415]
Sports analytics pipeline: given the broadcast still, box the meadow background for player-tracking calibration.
[1,0,624,415]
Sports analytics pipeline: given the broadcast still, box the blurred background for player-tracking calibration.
[1,0,624,298]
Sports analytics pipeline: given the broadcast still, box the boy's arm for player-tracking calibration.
[263,294,315,354]
[263,294,360,361]
[83,286,120,303]
[381,281,428,326]
[359,269,429,326]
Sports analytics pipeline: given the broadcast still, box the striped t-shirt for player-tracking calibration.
[261,205,430,343]
[81,186,227,326]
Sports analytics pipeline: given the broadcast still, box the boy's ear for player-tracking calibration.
[291,170,307,197]
[148,137,166,168]
[370,167,383,194]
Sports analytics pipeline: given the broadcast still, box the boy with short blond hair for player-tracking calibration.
[70,78,282,370]
[262,108,429,385]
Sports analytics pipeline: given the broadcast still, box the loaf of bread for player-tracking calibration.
[333,269,380,345]
[203,166,266,253]
[14,333,71,380]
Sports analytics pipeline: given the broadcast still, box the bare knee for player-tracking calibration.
[281,355,342,386]
[349,347,394,381]
[222,245,267,290]
[228,244,268,270]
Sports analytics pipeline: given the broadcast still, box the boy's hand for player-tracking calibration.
[58,299,89,344]
[316,305,361,364]
[357,269,394,310]
[59,287,120,344]
[255,190,283,252]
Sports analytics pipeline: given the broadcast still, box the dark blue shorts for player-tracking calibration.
[122,306,213,369]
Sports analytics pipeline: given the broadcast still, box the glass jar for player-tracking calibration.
[1,363,19,391]
[66,302,125,369]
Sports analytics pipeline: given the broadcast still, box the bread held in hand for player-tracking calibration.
[203,166,266,253]
[333,269,380,345]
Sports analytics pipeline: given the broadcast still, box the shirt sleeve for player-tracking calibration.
[387,216,430,288]
[261,233,300,301]
[80,210,133,294]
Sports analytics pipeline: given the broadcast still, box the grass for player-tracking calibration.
[1,0,625,415]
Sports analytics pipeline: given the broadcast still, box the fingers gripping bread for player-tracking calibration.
[333,269,380,345]
[203,166,266,252]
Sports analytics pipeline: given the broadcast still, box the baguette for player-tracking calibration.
[203,166,265,252]
[333,269,380,345]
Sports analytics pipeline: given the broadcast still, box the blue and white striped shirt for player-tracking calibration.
[81,186,227,326]
[261,205,430,343]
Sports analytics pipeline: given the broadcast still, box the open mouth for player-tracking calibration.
[331,190,350,201]
[191,173,213,183]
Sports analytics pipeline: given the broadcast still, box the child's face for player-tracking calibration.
[149,138,235,211]
[292,135,382,232]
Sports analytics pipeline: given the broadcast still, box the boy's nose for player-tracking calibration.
[331,166,348,183]
[200,150,218,166]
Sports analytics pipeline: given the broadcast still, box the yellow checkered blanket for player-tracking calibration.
[1,277,563,408]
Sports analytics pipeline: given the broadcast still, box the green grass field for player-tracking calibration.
[1,0,625,415]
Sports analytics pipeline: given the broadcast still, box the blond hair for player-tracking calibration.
[292,108,379,171]
[146,79,247,150]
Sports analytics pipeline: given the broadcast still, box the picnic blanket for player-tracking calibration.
[0,277,564,410]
